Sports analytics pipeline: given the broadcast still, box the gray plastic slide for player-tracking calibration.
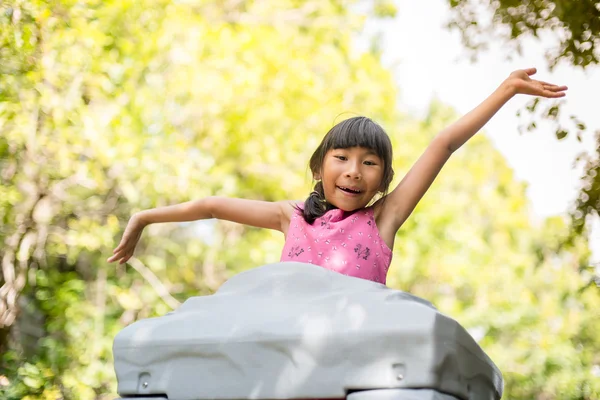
[113,262,503,400]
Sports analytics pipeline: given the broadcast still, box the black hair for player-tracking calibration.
[298,116,394,224]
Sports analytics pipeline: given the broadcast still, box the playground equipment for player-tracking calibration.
[113,262,503,400]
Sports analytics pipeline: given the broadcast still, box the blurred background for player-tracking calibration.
[1,0,599,399]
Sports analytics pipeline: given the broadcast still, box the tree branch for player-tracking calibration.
[125,257,181,310]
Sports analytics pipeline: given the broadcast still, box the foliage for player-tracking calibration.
[444,0,600,261]
[446,0,600,67]
[392,101,599,399]
[0,1,598,399]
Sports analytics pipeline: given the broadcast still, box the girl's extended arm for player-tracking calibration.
[378,68,567,236]
[108,197,293,264]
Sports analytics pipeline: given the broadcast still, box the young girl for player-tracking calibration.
[108,68,567,285]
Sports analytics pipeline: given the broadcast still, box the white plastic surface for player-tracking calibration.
[113,262,503,400]
[348,389,461,400]
[116,390,459,400]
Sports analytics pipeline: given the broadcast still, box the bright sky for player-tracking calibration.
[364,0,599,261]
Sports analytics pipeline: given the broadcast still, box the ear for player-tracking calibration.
[313,170,322,181]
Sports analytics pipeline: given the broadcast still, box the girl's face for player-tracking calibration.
[317,146,384,211]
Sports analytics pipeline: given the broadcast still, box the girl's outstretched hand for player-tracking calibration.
[107,214,147,264]
[505,68,568,98]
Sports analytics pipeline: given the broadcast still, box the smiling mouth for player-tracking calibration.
[337,186,362,194]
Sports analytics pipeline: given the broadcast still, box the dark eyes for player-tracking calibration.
[334,155,377,165]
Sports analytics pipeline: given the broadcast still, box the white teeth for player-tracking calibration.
[339,186,360,193]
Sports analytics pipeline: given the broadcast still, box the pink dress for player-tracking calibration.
[280,206,393,284]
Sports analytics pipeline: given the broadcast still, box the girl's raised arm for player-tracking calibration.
[108,197,295,264]
[377,68,567,237]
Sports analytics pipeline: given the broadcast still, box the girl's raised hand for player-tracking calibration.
[505,68,568,98]
[107,214,147,264]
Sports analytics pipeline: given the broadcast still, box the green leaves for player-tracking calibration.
[1,1,401,397]
[445,1,600,273]
[444,0,600,68]
[391,101,600,400]
[556,129,568,140]
[1,1,599,399]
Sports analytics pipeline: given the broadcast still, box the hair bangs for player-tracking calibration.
[325,117,392,162]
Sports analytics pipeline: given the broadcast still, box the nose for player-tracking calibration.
[344,161,362,179]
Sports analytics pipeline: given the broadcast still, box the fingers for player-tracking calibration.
[539,81,568,91]
[108,245,126,262]
[107,250,133,264]
[108,220,144,264]
[539,86,566,98]
[108,232,137,261]
[525,79,567,98]
[106,243,135,264]
[543,92,565,98]
[546,90,566,98]
[111,234,130,252]
[107,252,122,263]
[542,83,568,98]
[543,88,567,96]
[518,68,569,96]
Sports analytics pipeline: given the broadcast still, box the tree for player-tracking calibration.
[391,101,599,399]
[1,1,598,399]
[446,0,600,67]
[444,0,600,276]
[0,0,400,398]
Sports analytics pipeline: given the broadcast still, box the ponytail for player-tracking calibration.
[297,181,332,224]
